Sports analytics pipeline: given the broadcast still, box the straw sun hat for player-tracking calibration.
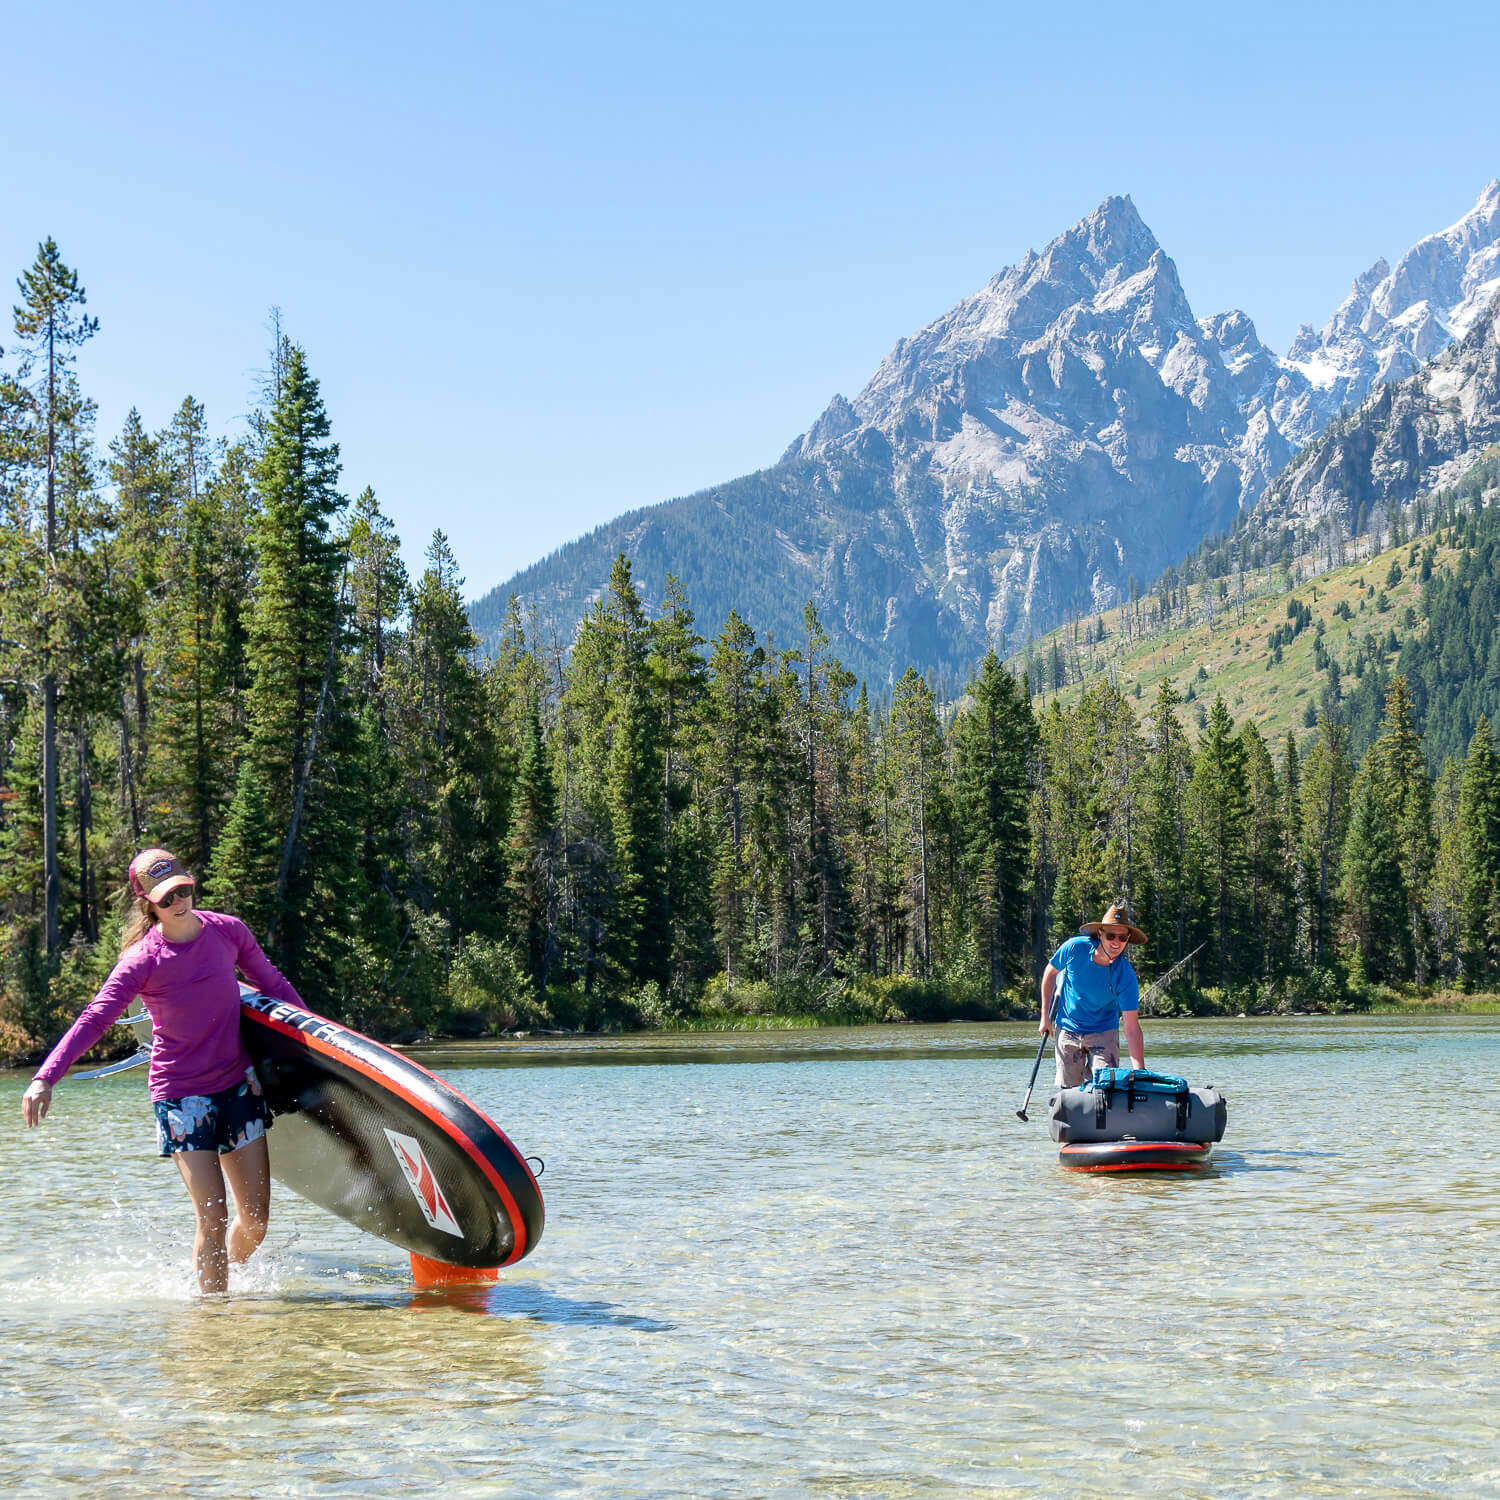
[1079,902,1147,946]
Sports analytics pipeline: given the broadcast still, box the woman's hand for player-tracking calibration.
[21,1079,53,1127]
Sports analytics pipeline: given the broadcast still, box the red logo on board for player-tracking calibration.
[384,1128,463,1238]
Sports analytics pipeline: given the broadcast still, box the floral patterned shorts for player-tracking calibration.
[153,1067,272,1156]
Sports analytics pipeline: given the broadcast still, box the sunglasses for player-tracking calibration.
[1099,930,1129,943]
[154,886,194,908]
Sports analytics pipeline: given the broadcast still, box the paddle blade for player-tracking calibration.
[409,1252,499,1288]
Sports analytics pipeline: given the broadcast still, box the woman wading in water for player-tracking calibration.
[20,849,303,1294]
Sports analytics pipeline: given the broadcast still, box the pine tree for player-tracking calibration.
[212,343,350,984]
[486,594,549,753]
[1279,731,1308,965]
[1457,715,1500,987]
[50,387,114,946]
[143,400,257,875]
[506,696,559,993]
[343,486,407,728]
[1339,758,1408,983]
[1299,714,1354,968]
[555,597,614,994]
[1240,721,1289,978]
[890,667,942,976]
[1028,700,1066,970]
[607,670,670,988]
[1134,687,1194,966]
[649,574,712,993]
[1187,696,1248,984]
[846,682,881,977]
[105,407,169,844]
[782,604,855,976]
[1426,758,1466,982]
[9,240,98,955]
[397,530,509,944]
[702,610,764,986]
[1364,676,1435,980]
[951,651,1034,1002]
[556,555,669,992]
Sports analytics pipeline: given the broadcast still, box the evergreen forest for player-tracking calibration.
[6,243,1500,1068]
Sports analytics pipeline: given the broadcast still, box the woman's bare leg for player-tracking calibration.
[174,1149,231,1294]
[220,1134,271,1265]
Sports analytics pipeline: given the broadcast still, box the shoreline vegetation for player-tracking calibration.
[7,242,1500,1078]
[9,977,1497,1073]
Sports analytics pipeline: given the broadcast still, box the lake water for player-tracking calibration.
[3,1016,1498,1497]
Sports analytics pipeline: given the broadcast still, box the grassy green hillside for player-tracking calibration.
[1013,448,1500,759]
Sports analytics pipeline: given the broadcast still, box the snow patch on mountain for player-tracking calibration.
[1282,179,1500,415]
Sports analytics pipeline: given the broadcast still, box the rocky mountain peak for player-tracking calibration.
[1285,181,1500,408]
[475,179,1500,690]
[775,194,1267,645]
[1252,289,1500,537]
[1061,192,1158,278]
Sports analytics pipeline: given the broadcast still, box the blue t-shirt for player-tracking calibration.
[1048,934,1139,1035]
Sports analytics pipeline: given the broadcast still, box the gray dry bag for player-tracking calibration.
[1047,1069,1227,1145]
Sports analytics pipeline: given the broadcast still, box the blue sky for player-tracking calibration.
[5,0,1498,603]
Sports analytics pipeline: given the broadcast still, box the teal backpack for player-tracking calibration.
[1085,1067,1188,1096]
[1084,1068,1191,1132]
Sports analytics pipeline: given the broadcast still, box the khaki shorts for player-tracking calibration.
[1054,1029,1119,1089]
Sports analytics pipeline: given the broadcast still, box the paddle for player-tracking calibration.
[75,1011,153,1081]
[1015,1026,1050,1122]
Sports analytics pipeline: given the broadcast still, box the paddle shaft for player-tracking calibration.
[1016,1027,1050,1121]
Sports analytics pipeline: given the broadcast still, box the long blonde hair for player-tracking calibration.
[119,872,197,955]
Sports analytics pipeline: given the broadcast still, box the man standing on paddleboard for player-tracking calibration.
[20,848,303,1296]
[1038,902,1148,1087]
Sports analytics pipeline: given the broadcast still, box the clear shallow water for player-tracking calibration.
[3,1016,1498,1497]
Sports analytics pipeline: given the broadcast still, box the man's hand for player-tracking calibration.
[1038,964,1059,1035]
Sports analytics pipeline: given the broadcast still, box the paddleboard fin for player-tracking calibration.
[409,1252,499,1288]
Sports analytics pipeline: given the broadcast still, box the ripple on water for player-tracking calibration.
[3,1014,1499,1496]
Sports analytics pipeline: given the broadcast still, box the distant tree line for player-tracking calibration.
[5,243,1500,1063]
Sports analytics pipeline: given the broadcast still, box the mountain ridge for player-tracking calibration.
[473,182,1500,687]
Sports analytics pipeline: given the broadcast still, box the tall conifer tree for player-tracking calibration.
[890,667,942,976]
[1364,676,1435,979]
[10,240,97,955]
[952,652,1034,1002]
[702,610,763,985]
[1299,714,1354,968]
[1187,697,1248,984]
[506,696,560,993]
[1339,759,1408,983]
[213,343,350,984]
[1457,715,1500,986]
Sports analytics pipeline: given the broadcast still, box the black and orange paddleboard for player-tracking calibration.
[240,990,544,1270]
[1058,1140,1213,1173]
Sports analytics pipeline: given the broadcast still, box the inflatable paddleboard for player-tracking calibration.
[1047,1068,1226,1175]
[240,989,544,1269]
[1057,1140,1214,1172]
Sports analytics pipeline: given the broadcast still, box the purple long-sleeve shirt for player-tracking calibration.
[35,910,303,1101]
